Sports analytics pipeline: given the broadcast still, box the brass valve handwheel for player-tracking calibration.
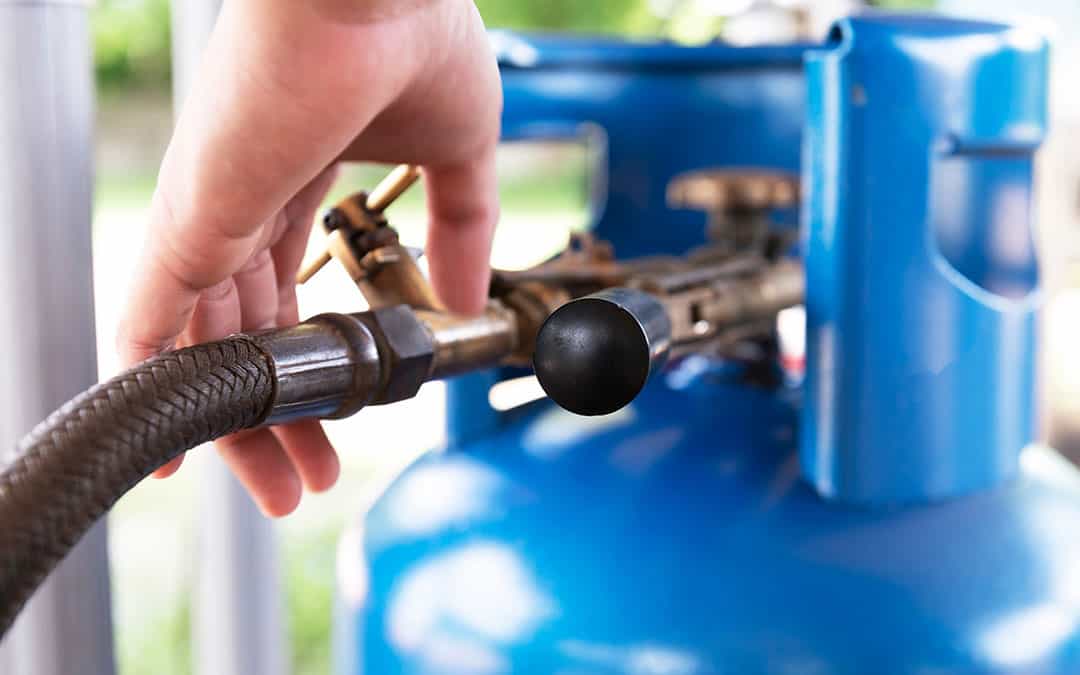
[667,168,799,256]
[667,168,799,213]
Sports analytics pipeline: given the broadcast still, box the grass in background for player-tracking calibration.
[96,173,159,210]
[284,528,340,675]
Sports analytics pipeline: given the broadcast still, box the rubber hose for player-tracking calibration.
[0,336,276,635]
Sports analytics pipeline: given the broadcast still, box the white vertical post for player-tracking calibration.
[0,1,115,674]
[170,3,290,674]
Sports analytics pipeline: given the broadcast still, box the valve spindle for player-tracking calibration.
[296,164,421,284]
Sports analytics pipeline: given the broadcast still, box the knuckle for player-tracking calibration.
[238,248,274,276]
[116,319,174,361]
[201,278,238,303]
[149,187,261,292]
[431,187,499,232]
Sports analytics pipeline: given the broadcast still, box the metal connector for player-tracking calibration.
[255,304,522,425]
[418,304,519,380]
[255,314,383,425]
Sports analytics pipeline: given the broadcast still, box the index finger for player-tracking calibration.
[423,146,500,316]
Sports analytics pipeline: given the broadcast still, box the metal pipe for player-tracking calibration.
[264,262,803,423]
[698,260,804,333]
[532,263,804,415]
[0,1,114,673]
[419,307,519,379]
[259,307,519,423]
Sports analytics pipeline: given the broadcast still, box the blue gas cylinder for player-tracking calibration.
[336,14,1080,674]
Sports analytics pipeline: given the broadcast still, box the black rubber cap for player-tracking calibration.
[533,298,651,416]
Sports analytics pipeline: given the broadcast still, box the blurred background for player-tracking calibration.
[87,1,1079,673]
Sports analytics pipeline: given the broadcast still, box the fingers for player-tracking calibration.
[272,421,340,493]
[156,263,304,516]
[234,249,280,333]
[269,170,342,494]
[423,146,499,315]
[179,277,242,348]
[153,457,185,480]
[272,167,340,324]
[225,226,339,511]
[149,277,242,479]
[202,242,303,514]
[216,429,303,517]
[148,169,341,504]
[117,3,397,368]
[117,244,205,367]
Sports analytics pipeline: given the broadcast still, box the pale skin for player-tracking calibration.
[116,0,502,517]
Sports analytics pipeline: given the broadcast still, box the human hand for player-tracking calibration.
[117,0,501,516]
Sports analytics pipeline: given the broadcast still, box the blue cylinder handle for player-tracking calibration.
[800,16,1047,505]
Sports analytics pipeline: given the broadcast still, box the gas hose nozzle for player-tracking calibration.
[254,304,519,426]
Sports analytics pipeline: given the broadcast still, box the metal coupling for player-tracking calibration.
[256,306,442,424]
[354,305,437,405]
[254,303,522,425]
[255,313,384,425]
[417,303,519,379]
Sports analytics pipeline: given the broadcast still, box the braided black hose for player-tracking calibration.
[0,336,276,635]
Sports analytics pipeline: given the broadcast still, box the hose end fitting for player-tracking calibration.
[255,313,383,425]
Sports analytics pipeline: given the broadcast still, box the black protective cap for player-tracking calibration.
[533,289,670,416]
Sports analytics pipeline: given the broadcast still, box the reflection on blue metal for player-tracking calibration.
[802,15,1046,505]
[338,13,1080,675]
[343,371,1080,674]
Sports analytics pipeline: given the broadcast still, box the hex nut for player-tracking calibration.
[357,305,435,404]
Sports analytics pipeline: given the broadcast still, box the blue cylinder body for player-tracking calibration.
[339,377,1080,674]
[336,14,1080,674]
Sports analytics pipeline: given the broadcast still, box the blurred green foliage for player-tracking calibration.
[93,0,172,90]
[90,0,663,92]
[475,0,659,35]
[284,528,339,675]
[90,0,659,91]
[119,593,192,675]
[90,0,939,90]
